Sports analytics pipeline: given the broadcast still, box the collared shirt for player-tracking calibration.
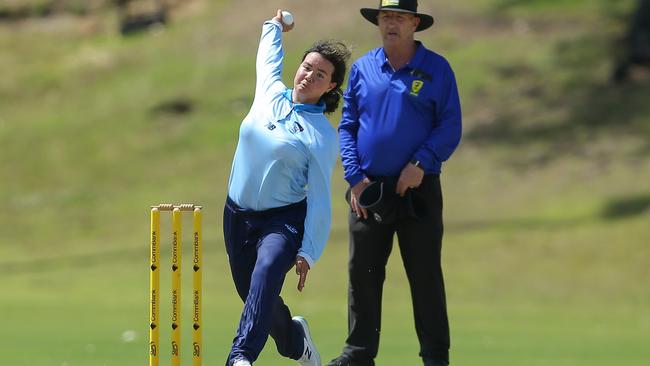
[227,20,338,267]
[339,42,462,186]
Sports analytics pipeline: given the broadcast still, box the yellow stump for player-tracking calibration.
[149,203,203,365]
[149,208,160,366]
[192,207,203,366]
[171,208,182,366]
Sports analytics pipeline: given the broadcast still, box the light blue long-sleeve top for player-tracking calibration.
[227,20,338,268]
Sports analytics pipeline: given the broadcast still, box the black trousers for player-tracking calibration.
[342,175,450,364]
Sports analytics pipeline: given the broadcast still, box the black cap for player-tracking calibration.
[358,180,399,223]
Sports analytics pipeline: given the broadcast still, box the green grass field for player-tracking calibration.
[2,0,649,365]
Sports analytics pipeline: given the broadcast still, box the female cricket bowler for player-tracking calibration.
[222,9,350,366]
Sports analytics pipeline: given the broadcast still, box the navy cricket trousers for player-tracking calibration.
[223,197,305,365]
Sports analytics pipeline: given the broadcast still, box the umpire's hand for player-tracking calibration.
[350,177,371,219]
[396,162,424,196]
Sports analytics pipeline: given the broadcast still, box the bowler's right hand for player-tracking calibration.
[295,255,309,292]
[350,178,371,219]
[273,9,294,32]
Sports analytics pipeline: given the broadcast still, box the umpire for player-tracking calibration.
[328,1,462,366]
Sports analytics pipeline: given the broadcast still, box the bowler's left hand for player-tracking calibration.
[295,255,310,292]
[396,162,424,196]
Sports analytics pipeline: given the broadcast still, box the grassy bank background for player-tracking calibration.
[1,0,649,365]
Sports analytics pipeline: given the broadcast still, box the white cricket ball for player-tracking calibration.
[281,11,294,26]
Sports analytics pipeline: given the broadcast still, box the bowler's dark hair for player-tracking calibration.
[302,40,351,114]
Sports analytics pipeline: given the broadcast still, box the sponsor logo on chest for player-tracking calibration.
[287,122,304,134]
[410,80,424,97]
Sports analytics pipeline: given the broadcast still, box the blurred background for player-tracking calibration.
[1,0,649,365]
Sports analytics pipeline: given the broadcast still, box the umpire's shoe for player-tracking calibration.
[326,355,374,366]
[293,316,321,366]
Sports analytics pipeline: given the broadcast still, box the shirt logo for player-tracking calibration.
[287,122,304,134]
[382,0,399,6]
[410,80,424,97]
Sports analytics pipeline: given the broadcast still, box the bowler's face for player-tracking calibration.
[377,10,420,44]
[293,52,336,105]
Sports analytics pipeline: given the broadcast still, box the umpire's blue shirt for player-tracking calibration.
[339,42,462,186]
[228,20,338,268]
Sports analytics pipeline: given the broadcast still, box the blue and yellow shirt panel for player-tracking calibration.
[339,42,462,186]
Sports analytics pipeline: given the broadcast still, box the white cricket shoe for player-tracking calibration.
[293,316,321,366]
[233,359,252,366]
